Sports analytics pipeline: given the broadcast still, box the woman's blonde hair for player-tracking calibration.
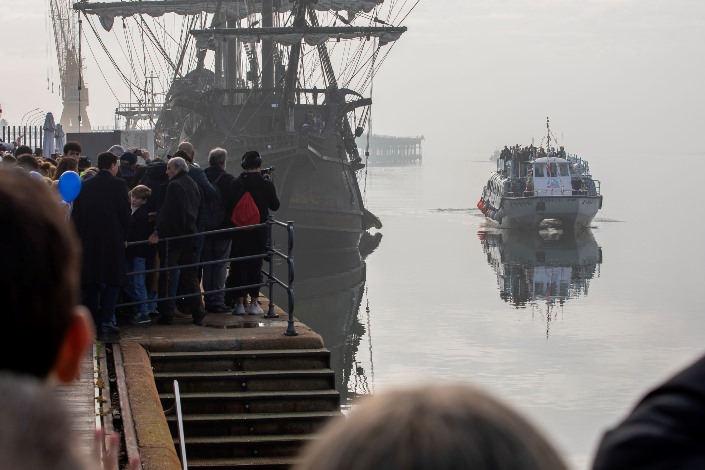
[294,382,567,470]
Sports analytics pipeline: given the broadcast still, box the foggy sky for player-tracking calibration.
[3,0,703,158]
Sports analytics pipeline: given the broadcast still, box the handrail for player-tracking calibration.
[118,216,297,335]
[173,380,188,470]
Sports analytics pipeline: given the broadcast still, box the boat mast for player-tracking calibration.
[546,116,550,150]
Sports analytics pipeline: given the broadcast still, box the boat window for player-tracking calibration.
[547,162,558,176]
[533,164,545,177]
[558,163,570,176]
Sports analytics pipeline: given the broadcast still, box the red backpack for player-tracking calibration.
[231,191,260,230]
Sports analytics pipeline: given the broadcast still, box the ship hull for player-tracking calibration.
[487,195,603,230]
[185,122,373,251]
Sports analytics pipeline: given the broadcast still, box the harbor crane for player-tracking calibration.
[49,0,91,132]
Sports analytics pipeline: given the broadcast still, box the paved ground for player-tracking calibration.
[53,343,100,464]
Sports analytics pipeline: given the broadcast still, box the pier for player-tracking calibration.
[357,134,424,165]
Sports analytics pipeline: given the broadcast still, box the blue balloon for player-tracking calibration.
[28,171,44,180]
[58,171,81,203]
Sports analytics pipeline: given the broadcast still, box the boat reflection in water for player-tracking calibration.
[282,232,382,408]
[478,228,602,337]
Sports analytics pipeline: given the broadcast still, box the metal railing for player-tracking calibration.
[1,125,43,150]
[118,216,298,336]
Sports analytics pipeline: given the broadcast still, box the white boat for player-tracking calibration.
[477,118,603,230]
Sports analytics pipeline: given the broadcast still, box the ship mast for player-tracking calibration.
[261,0,274,91]
[279,0,308,132]
[546,116,550,150]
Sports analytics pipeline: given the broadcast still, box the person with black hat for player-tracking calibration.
[224,150,280,315]
[117,151,139,189]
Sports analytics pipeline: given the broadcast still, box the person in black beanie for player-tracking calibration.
[224,150,280,315]
[118,151,138,189]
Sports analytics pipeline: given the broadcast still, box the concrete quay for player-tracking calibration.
[58,298,329,469]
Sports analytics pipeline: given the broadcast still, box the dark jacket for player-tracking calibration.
[187,163,218,230]
[155,170,201,243]
[117,163,136,188]
[126,204,154,259]
[71,169,131,286]
[138,159,168,214]
[204,164,236,238]
[225,171,280,225]
[592,353,705,470]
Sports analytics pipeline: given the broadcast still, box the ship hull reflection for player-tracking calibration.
[478,228,602,336]
[285,232,381,407]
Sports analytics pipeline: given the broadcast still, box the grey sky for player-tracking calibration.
[3,0,703,156]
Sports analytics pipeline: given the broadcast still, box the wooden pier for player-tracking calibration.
[356,134,424,165]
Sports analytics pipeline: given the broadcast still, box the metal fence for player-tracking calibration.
[1,126,44,150]
[118,216,297,336]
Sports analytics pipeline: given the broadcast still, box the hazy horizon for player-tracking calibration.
[3,0,703,159]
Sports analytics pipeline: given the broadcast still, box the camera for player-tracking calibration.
[260,166,275,179]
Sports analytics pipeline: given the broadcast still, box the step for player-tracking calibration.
[177,434,316,459]
[186,456,298,470]
[155,369,336,393]
[161,389,341,414]
[166,410,342,436]
[149,349,331,372]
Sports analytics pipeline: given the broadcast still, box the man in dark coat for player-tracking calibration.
[202,147,236,312]
[71,151,131,342]
[592,352,705,470]
[175,141,218,260]
[148,156,206,326]
[224,150,280,315]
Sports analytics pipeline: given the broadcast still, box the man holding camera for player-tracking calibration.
[224,150,280,315]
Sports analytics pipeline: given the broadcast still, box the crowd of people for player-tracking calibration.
[1,139,279,342]
[2,138,704,470]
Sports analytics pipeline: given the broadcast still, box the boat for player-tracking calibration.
[73,0,411,251]
[477,118,603,230]
[477,227,603,337]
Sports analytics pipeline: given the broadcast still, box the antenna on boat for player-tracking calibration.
[546,116,550,150]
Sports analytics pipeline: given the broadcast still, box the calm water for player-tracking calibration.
[291,151,705,469]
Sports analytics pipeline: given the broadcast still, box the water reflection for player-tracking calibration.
[288,232,381,407]
[478,228,602,337]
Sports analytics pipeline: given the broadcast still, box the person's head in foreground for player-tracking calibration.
[0,168,93,382]
[294,382,568,470]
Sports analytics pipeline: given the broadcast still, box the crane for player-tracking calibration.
[49,0,91,132]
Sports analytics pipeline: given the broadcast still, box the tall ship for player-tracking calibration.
[477,118,603,230]
[73,0,410,250]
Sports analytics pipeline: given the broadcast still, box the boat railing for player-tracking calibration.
[501,176,601,197]
[118,217,298,336]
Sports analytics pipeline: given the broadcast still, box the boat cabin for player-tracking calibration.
[530,157,573,196]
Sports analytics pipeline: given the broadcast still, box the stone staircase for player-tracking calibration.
[149,348,342,469]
